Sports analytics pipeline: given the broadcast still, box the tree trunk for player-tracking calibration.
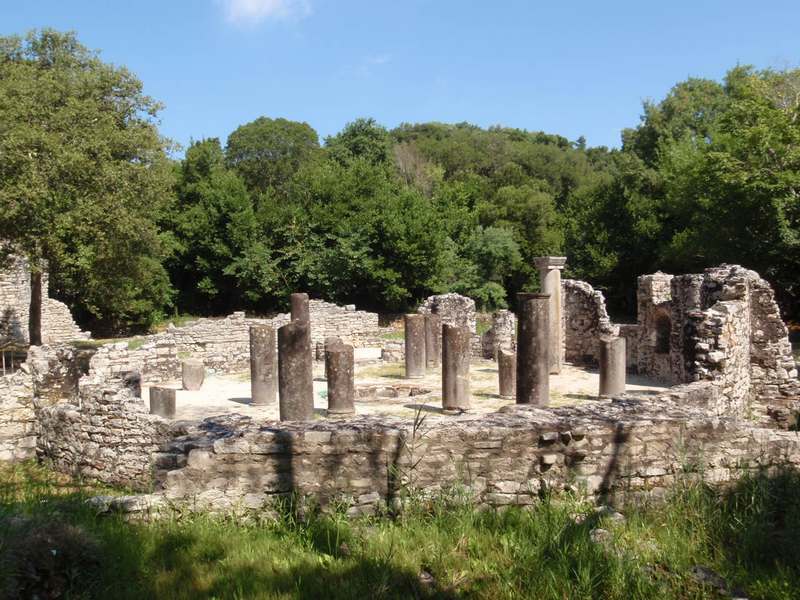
[29,270,42,346]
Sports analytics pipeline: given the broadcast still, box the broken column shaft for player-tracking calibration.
[424,313,442,369]
[404,314,426,379]
[516,292,550,406]
[278,319,314,420]
[290,292,310,323]
[498,349,516,399]
[442,323,471,412]
[599,336,626,398]
[325,341,355,416]
[149,387,176,419]
[250,325,277,406]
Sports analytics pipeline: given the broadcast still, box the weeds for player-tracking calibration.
[1,461,800,599]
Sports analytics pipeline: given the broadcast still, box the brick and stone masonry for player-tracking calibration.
[0,254,90,345]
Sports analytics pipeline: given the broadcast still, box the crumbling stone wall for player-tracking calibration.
[36,375,173,488]
[0,254,90,344]
[562,280,617,365]
[89,301,381,385]
[636,272,674,381]
[481,310,516,359]
[157,387,800,512]
[0,368,36,462]
[419,293,476,334]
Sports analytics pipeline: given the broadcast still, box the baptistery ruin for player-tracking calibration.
[1,257,798,515]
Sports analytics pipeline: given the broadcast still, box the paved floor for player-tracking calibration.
[142,359,669,423]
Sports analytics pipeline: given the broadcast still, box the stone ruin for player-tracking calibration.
[0,261,798,516]
[0,253,90,345]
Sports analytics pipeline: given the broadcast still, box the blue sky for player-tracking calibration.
[4,1,800,152]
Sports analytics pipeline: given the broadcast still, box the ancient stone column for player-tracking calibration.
[498,349,516,399]
[442,323,471,413]
[325,341,355,416]
[516,293,550,406]
[534,256,566,374]
[599,336,626,398]
[278,319,314,421]
[181,358,205,391]
[149,387,176,418]
[424,313,442,369]
[323,336,342,380]
[290,292,310,323]
[250,325,277,406]
[404,314,426,379]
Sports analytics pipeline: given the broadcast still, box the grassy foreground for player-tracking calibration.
[1,463,799,599]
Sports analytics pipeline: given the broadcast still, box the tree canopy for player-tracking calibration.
[0,29,174,335]
[3,29,800,333]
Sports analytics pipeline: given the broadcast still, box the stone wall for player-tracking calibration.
[0,368,36,462]
[562,279,617,365]
[636,272,674,381]
[419,293,477,334]
[481,310,516,359]
[157,387,800,513]
[0,254,89,344]
[36,374,173,488]
[89,301,382,385]
[617,324,639,370]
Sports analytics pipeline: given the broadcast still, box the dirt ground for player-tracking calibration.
[142,358,669,423]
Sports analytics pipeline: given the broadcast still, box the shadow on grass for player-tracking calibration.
[3,461,800,599]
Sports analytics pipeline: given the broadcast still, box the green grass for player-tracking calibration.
[2,461,800,599]
[380,330,404,341]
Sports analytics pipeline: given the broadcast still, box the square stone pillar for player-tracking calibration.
[534,256,566,374]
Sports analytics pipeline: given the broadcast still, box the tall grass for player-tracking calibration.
[1,461,799,599]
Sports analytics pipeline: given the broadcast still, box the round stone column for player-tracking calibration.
[149,387,176,418]
[250,325,277,406]
[424,313,442,369]
[290,292,310,323]
[599,336,626,398]
[516,292,550,406]
[278,319,314,421]
[534,256,566,374]
[498,349,516,399]
[181,359,205,391]
[325,341,355,416]
[404,314,426,379]
[442,323,471,413]
[323,336,342,380]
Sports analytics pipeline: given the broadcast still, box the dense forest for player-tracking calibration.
[1,30,799,335]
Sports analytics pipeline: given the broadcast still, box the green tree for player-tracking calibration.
[169,138,262,314]
[325,118,392,166]
[660,66,800,310]
[225,116,320,195]
[0,29,174,337]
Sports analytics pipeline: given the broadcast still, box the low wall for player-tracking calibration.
[36,375,173,489]
[0,369,36,462]
[562,280,617,365]
[158,385,800,513]
[89,301,382,385]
